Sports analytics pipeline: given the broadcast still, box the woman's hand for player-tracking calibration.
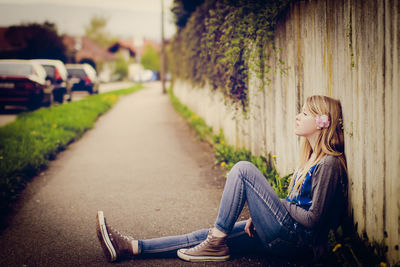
[244,218,256,238]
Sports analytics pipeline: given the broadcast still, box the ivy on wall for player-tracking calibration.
[169,0,294,109]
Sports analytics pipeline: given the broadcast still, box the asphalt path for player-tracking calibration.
[0,82,274,266]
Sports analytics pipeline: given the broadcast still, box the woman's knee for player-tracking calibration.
[229,161,267,187]
[232,161,255,172]
[230,161,257,178]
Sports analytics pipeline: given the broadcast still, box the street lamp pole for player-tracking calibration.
[161,0,166,94]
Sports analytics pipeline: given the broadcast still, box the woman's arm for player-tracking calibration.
[282,155,343,229]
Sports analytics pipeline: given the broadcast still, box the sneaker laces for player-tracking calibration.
[109,225,133,242]
[187,232,213,252]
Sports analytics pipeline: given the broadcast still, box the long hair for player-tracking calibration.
[288,95,347,198]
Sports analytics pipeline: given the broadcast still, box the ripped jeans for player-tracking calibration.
[138,161,312,257]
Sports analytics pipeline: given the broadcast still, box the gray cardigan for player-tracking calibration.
[281,155,347,258]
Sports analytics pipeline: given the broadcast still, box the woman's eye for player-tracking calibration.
[303,112,307,116]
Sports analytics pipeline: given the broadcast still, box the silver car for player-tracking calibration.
[31,59,73,103]
[0,59,54,110]
[66,64,99,95]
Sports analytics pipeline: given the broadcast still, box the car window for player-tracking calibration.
[67,68,86,79]
[43,65,56,78]
[0,63,33,76]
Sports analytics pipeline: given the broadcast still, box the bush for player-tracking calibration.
[169,0,294,109]
[140,44,161,72]
[113,54,129,80]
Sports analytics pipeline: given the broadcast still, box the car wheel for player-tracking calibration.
[67,92,73,102]
[28,100,41,110]
[55,91,64,104]
[45,92,54,107]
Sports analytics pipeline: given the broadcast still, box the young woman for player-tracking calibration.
[96,95,348,263]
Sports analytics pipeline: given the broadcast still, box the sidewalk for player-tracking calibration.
[0,82,271,266]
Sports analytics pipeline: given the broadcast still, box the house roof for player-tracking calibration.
[63,35,116,62]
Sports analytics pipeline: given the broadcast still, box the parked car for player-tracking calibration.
[31,59,72,103]
[132,69,157,83]
[0,59,54,110]
[66,64,99,94]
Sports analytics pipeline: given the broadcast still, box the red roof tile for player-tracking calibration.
[62,35,116,62]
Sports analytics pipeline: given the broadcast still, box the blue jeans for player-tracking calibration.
[138,161,312,257]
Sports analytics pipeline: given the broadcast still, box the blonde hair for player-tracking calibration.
[288,95,347,198]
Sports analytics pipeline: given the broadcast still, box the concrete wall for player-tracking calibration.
[173,0,399,264]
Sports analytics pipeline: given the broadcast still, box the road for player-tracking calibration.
[0,82,272,266]
[0,81,136,127]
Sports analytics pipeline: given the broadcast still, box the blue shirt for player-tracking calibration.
[286,164,318,210]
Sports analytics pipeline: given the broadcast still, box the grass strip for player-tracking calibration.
[0,85,143,217]
[168,88,387,267]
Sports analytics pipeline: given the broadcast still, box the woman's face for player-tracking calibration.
[295,104,319,137]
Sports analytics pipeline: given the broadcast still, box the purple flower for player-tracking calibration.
[316,114,330,128]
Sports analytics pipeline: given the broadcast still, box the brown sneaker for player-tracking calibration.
[96,211,134,262]
[177,229,230,262]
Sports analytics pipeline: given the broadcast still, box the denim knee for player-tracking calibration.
[230,161,256,179]
[230,161,263,184]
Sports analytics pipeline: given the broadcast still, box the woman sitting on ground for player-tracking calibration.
[96,95,348,263]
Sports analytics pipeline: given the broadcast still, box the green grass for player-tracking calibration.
[168,88,388,267]
[0,85,143,217]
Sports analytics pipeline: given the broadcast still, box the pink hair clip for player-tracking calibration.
[316,115,330,128]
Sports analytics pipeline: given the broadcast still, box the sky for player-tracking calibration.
[0,0,176,43]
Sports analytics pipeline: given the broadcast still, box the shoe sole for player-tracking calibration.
[96,211,117,262]
[177,249,230,262]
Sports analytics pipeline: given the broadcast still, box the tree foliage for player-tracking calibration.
[84,15,117,48]
[0,22,67,61]
[171,0,205,28]
[113,53,129,80]
[169,0,293,109]
[140,45,160,72]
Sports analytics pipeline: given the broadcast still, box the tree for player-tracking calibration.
[84,15,117,48]
[0,22,67,61]
[172,0,205,28]
[140,45,160,72]
[113,53,129,81]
